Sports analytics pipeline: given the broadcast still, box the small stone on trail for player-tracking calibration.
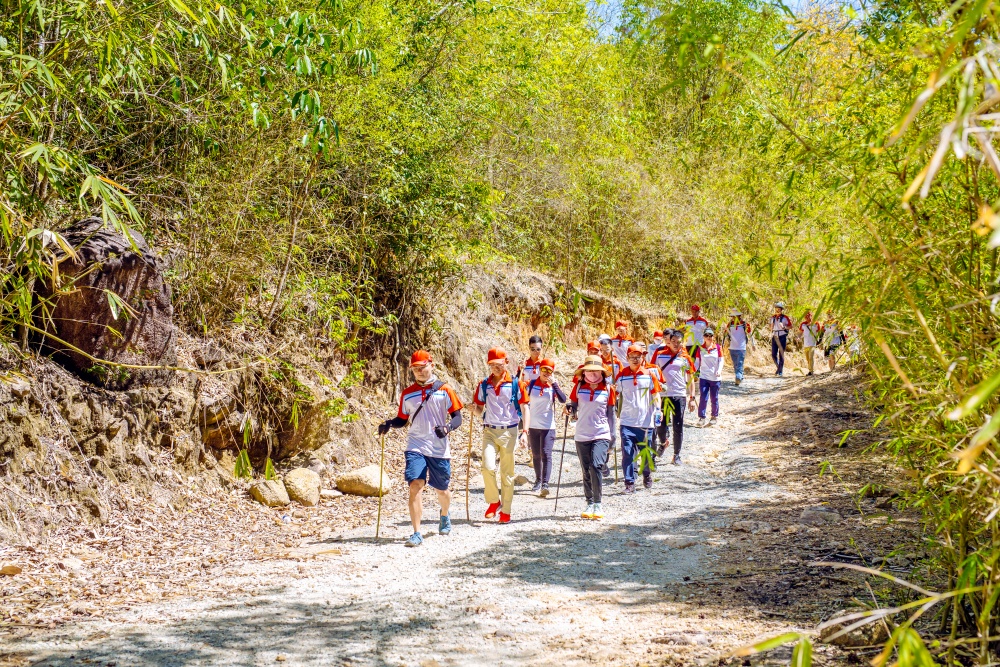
[320,489,342,499]
[795,404,812,412]
[799,506,842,525]
[662,537,699,549]
[337,465,395,497]
[251,480,290,507]
[0,562,22,576]
[494,629,514,639]
[513,475,530,486]
[275,655,287,662]
[58,557,85,572]
[284,468,321,506]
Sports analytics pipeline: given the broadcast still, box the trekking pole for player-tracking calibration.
[554,414,570,512]
[375,432,386,539]
[465,418,475,522]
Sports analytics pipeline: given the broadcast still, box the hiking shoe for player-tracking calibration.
[439,514,452,535]
[672,455,682,465]
[405,532,423,547]
[709,417,718,426]
[498,512,511,524]
[539,485,550,498]
[531,481,542,492]
[601,463,611,478]
[581,503,595,519]
[485,502,501,519]
[643,475,653,489]
[735,378,742,386]
[655,444,667,457]
[591,503,604,519]
[696,418,706,428]
[624,482,635,495]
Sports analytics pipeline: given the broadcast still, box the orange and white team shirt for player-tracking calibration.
[570,381,617,442]
[799,321,821,348]
[610,335,634,366]
[652,348,695,398]
[398,380,464,458]
[694,344,725,382]
[684,317,710,347]
[600,352,622,380]
[614,367,662,429]
[474,372,529,428]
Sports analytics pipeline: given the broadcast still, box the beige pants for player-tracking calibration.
[805,346,816,373]
[482,427,517,513]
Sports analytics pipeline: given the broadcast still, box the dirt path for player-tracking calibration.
[3,361,915,667]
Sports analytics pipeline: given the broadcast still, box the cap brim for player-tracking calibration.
[409,361,431,368]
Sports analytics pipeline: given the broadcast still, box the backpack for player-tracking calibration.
[479,376,523,419]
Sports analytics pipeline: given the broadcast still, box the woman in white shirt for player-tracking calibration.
[694,330,724,427]
[725,311,751,385]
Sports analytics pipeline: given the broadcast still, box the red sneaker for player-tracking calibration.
[485,502,501,519]
[498,512,511,524]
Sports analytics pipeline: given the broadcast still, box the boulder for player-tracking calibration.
[820,615,889,647]
[33,218,176,389]
[284,468,321,506]
[277,398,372,462]
[250,480,289,507]
[799,506,842,525]
[336,464,394,497]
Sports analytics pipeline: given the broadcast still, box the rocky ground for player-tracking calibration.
[0,351,924,667]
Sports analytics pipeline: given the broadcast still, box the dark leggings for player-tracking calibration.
[656,397,686,456]
[772,332,788,373]
[528,428,555,485]
[575,439,609,503]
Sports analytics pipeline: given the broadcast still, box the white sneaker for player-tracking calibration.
[696,418,706,428]
[709,417,718,426]
[581,503,595,519]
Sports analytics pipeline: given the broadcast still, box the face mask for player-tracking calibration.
[584,371,603,384]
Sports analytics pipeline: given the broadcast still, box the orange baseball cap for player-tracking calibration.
[487,348,507,364]
[653,330,663,337]
[540,358,555,371]
[691,304,701,311]
[627,344,644,355]
[586,341,600,353]
[409,350,433,368]
[615,320,628,329]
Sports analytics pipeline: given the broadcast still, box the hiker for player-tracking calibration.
[615,344,663,492]
[526,359,567,497]
[518,335,545,383]
[651,330,696,465]
[377,350,463,547]
[724,311,751,386]
[647,330,665,363]
[823,312,844,371]
[798,311,821,376]
[769,302,792,377]
[610,320,633,366]
[471,348,530,524]
[598,333,622,382]
[684,304,710,356]
[567,355,617,519]
[694,329,724,427]
[847,324,861,362]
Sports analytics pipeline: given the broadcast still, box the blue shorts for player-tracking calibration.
[404,452,452,491]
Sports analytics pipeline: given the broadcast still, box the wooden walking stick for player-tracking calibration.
[554,413,570,512]
[375,432,386,539]
[465,418,475,522]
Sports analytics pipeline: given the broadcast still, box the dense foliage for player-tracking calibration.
[6,0,1000,661]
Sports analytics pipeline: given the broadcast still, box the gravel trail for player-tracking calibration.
[6,374,806,667]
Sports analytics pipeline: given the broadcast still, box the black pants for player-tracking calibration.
[655,397,686,456]
[575,439,609,503]
[772,332,788,374]
[528,428,555,485]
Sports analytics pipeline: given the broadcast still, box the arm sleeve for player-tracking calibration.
[606,400,617,435]
[553,383,567,403]
[447,410,462,432]
[386,416,408,429]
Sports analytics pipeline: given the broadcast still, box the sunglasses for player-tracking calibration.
[529,346,542,352]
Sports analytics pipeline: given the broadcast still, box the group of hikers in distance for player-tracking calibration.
[376,301,855,547]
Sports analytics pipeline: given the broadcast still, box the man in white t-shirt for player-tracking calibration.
[724,310,751,385]
[798,311,821,376]
[377,350,464,547]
